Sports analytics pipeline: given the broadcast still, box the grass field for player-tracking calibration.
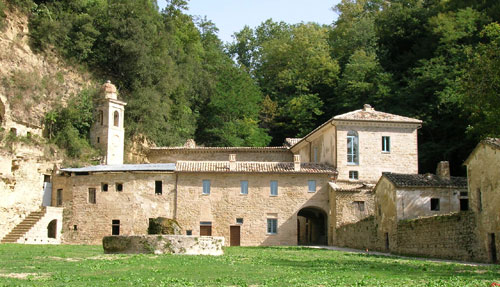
[0,244,498,286]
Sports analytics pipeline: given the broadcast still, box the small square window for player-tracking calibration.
[240,180,248,195]
[354,201,365,212]
[267,218,277,234]
[202,180,211,195]
[155,180,162,195]
[430,198,440,211]
[349,171,359,180]
[382,136,390,152]
[73,225,78,231]
[186,230,192,236]
[308,180,316,193]
[270,180,278,196]
[116,183,123,192]
[236,218,244,224]
[101,183,108,192]
[88,188,96,204]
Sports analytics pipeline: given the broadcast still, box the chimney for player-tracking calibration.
[294,155,301,171]
[229,154,236,171]
[436,161,450,179]
[363,104,374,112]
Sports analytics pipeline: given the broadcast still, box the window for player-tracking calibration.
[88,188,96,204]
[308,180,316,193]
[113,111,119,127]
[236,218,244,224]
[155,180,162,195]
[347,131,359,164]
[240,180,248,195]
[477,188,482,212]
[73,225,78,231]
[116,183,123,192]
[267,218,277,234]
[382,136,390,152]
[101,183,108,192]
[430,198,440,211]
[98,110,103,125]
[186,230,192,236]
[112,220,120,235]
[202,180,211,195]
[56,189,63,206]
[270,180,278,196]
[460,198,469,211]
[354,201,365,212]
[97,137,100,143]
[200,221,212,236]
[313,147,318,163]
[349,171,359,180]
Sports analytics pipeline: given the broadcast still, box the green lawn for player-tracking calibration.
[0,244,498,286]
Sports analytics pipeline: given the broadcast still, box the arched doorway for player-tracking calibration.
[47,220,57,239]
[297,207,327,245]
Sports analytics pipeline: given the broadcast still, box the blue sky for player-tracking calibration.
[157,0,340,43]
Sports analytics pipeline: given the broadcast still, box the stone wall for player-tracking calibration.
[395,187,463,220]
[394,212,486,262]
[148,149,294,163]
[335,216,378,250]
[334,189,375,228]
[103,235,224,255]
[17,207,63,244]
[53,172,177,245]
[0,145,57,241]
[335,123,419,182]
[465,142,500,263]
[176,172,331,246]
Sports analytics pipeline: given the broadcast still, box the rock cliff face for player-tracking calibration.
[0,6,92,240]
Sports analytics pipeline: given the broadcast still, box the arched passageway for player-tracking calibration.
[47,220,57,239]
[297,207,327,245]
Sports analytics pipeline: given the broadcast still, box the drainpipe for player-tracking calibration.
[174,173,178,219]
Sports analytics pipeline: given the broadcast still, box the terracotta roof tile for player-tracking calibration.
[176,161,336,174]
[333,104,422,124]
[284,138,302,147]
[383,173,467,188]
[149,146,290,152]
[329,181,375,192]
[483,138,500,149]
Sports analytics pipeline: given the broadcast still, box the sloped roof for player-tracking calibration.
[333,105,422,124]
[383,172,467,189]
[60,163,176,173]
[284,138,302,147]
[483,138,500,149]
[149,146,289,152]
[329,181,375,192]
[176,161,336,174]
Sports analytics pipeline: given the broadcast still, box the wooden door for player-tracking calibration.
[200,225,212,236]
[230,226,241,246]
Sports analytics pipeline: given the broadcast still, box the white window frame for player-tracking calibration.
[347,131,359,164]
[308,180,316,193]
[270,180,278,196]
[349,171,359,180]
[382,136,390,153]
[202,180,211,195]
[240,180,248,195]
[267,218,277,234]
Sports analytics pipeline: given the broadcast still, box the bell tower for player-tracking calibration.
[90,81,127,165]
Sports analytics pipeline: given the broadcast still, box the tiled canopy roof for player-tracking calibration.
[60,163,176,173]
[333,105,422,124]
[284,138,302,147]
[329,181,375,192]
[176,161,336,174]
[383,173,467,188]
[149,146,289,152]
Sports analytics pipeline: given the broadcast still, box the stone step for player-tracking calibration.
[1,207,47,244]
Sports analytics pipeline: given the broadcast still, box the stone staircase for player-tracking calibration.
[1,207,47,243]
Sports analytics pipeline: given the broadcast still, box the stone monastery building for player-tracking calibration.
[45,82,423,246]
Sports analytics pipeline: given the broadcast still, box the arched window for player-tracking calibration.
[347,131,359,164]
[113,111,119,127]
[47,220,57,239]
